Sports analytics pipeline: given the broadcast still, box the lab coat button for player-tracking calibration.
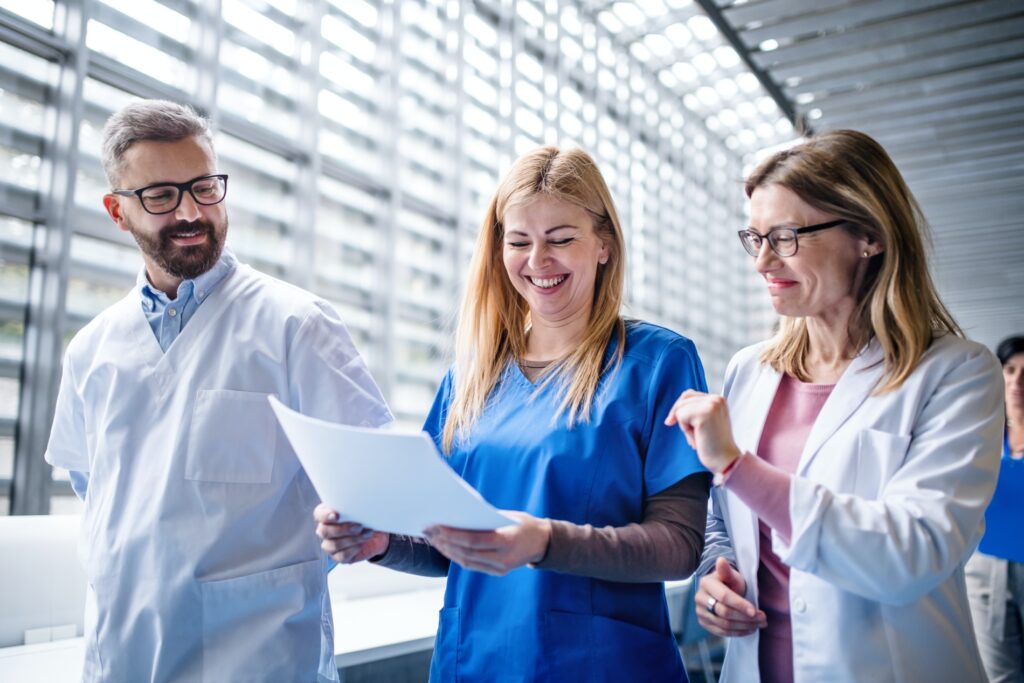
[793,597,806,613]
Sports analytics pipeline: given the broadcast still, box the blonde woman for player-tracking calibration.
[316,147,710,681]
[666,130,1004,682]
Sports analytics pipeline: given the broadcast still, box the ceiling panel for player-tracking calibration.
[584,0,1022,349]
[708,0,1024,349]
[752,0,1019,68]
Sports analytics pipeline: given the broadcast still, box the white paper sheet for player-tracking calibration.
[269,397,515,536]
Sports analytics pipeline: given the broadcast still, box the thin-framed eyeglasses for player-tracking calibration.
[112,174,229,215]
[737,219,847,257]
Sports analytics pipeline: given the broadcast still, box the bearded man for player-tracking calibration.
[45,99,392,683]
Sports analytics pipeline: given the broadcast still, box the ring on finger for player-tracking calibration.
[706,596,719,615]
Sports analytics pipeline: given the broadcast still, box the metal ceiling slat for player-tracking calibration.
[927,211,1022,230]
[939,278,1024,294]
[942,294,1024,311]
[903,157,1024,183]
[915,182,1024,206]
[837,92,1024,135]
[869,109,1024,151]
[936,263,1024,280]
[723,0,856,28]
[913,176,1024,203]
[793,58,1024,110]
[738,0,953,47]
[786,36,1024,92]
[933,249,1021,266]
[769,18,1024,84]
[691,0,802,126]
[930,218,1024,236]
[884,129,1024,166]
[816,77,1024,126]
[896,142,1024,174]
[930,223,1024,246]
[929,272,1020,288]
[700,0,1019,346]
[938,272,1024,290]
[941,292,1024,308]
[903,165,1024,192]
[926,207,1024,227]
[754,0,1020,69]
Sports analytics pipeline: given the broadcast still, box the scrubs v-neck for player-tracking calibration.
[425,321,707,682]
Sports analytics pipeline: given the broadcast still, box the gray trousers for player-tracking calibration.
[967,552,1024,683]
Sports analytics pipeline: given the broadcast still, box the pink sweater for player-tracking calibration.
[724,374,835,683]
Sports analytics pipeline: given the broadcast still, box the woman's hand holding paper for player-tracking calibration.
[314,503,390,564]
[424,511,551,576]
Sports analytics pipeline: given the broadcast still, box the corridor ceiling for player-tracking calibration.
[592,0,1024,347]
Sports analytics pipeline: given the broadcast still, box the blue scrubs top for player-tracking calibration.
[424,321,707,682]
[978,431,1024,562]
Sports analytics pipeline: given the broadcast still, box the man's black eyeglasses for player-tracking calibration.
[113,174,229,215]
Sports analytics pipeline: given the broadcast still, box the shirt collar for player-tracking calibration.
[137,247,238,309]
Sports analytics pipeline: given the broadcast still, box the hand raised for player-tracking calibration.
[664,390,742,474]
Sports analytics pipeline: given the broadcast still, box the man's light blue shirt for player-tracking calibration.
[138,249,237,352]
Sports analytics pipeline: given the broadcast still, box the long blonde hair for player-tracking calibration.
[748,129,961,391]
[441,146,627,453]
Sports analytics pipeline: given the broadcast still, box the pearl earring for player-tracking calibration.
[862,250,869,258]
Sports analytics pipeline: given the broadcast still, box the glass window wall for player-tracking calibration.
[0,0,786,513]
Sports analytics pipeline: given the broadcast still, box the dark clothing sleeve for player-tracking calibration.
[533,472,711,582]
[372,472,710,582]
[370,533,451,577]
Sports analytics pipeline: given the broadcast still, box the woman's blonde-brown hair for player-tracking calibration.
[441,146,627,453]
[747,129,961,391]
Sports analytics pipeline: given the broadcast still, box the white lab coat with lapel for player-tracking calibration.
[701,333,1003,683]
[45,258,392,683]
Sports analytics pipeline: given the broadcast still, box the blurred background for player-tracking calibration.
[1,0,1021,518]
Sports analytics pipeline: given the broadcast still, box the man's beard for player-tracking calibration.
[128,217,227,281]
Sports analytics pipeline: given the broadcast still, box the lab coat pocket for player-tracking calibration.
[430,607,460,680]
[200,558,323,683]
[854,428,911,498]
[186,389,277,483]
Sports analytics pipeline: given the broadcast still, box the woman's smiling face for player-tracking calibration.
[748,183,877,321]
[501,196,609,328]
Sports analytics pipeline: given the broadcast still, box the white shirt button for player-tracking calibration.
[168,308,177,317]
[793,597,807,613]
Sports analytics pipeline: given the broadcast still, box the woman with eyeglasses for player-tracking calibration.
[665,129,1004,682]
[966,335,1024,683]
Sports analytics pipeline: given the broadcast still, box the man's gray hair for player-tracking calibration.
[101,99,214,187]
